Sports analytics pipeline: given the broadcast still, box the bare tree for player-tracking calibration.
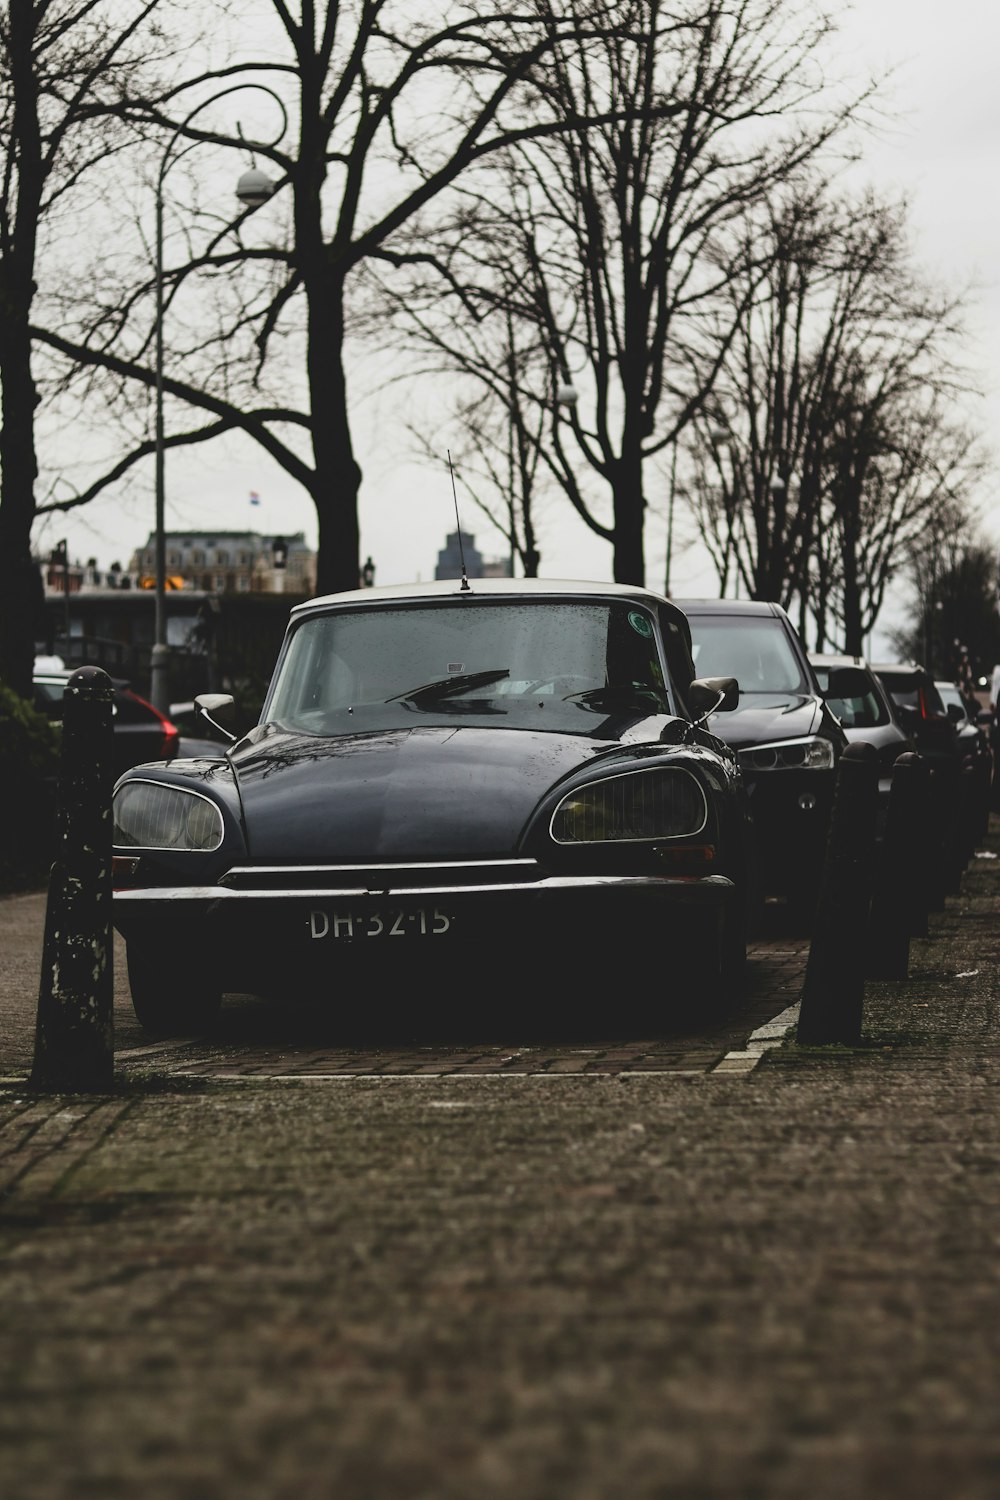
[32,0,669,599]
[685,184,986,651]
[0,0,172,697]
[375,0,876,586]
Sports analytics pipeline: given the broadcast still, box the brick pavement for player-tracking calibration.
[1,834,999,1499]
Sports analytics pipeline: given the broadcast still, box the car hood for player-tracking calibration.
[229,722,664,862]
[707,692,824,750]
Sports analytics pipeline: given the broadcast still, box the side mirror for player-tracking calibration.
[823,665,871,699]
[690,675,739,716]
[194,692,238,743]
[944,701,965,724]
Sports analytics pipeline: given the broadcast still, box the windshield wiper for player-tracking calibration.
[564,683,668,710]
[387,668,510,704]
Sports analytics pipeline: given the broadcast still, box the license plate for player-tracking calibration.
[308,907,452,940]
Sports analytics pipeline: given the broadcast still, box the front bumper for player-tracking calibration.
[744,773,835,895]
[113,867,735,991]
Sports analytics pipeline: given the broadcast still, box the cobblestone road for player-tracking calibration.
[0,892,810,1082]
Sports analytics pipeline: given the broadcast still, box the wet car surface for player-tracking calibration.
[112,579,759,1036]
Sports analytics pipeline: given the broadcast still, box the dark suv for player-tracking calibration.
[869,662,960,773]
[810,652,916,824]
[676,599,848,925]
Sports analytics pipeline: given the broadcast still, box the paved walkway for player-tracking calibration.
[2,830,1000,1499]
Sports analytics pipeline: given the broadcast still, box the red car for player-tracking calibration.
[33,666,179,781]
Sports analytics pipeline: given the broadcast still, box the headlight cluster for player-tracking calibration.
[739,736,836,772]
[113,780,224,851]
[551,767,707,844]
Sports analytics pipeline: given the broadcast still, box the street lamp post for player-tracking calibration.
[150,85,287,712]
[51,540,70,652]
[272,535,288,593]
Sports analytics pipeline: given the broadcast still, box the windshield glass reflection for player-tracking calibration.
[265,600,673,733]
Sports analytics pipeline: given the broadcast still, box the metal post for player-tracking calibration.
[866,751,924,979]
[797,741,879,1045]
[147,83,288,714]
[150,180,170,713]
[30,667,115,1093]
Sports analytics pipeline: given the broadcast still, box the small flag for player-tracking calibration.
[249,491,261,506]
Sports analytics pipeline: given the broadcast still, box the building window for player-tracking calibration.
[215,551,228,566]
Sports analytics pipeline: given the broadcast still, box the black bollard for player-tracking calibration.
[797,741,879,1046]
[925,766,950,910]
[901,753,932,937]
[866,751,925,978]
[941,762,967,895]
[29,666,115,1093]
[958,758,981,868]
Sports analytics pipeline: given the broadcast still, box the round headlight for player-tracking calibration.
[113,780,224,851]
[551,767,707,844]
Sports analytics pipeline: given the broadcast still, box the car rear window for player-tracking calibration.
[812,668,890,729]
[879,672,947,717]
[687,616,809,693]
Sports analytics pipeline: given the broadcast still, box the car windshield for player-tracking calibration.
[264,599,673,733]
[687,616,809,694]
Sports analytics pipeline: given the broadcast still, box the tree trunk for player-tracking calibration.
[0,0,44,698]
[610,453,646,585]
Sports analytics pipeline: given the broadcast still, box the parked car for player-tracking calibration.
[936,679,994,837]
[936,679,992,762]
[674,599,849,924]
[869,662,961,774]
[111,578,758,1034]
[810,652,916,824]
[32,664,180,780]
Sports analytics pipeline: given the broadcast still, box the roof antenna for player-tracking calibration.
[447,449,471,592]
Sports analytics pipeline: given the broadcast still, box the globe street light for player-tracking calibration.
[150,85,287,712]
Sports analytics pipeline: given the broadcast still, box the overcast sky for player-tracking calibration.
[40,2,1000,650]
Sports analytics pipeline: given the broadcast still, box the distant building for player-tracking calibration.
[36,530,317,687]
[129,530,316,596]
[434,531,511,581]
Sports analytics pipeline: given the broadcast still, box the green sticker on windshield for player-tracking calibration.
[628,611,653,638]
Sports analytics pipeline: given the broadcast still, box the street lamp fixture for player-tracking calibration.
[235,167,276,208]
[150,84,287,713]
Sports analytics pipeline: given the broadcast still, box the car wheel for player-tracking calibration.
[126,939,222,1036]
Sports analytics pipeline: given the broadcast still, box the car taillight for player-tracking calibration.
[160,718,179,759]
[917,685,944,722]
[124,686,180,760]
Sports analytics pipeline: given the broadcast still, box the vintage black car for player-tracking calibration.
[111,578,757,1034]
